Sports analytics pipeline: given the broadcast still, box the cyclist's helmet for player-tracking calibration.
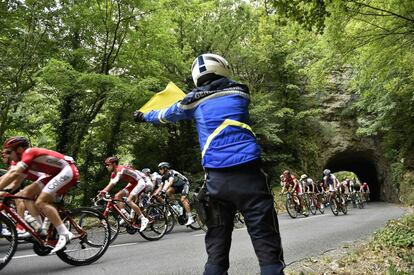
[3,136,29,150]
[323,169,331,176]
[158,162,170,169]
[142,168,151,174]
[191,53,230,87]
[300,174,308,180]
[105,156,119,165]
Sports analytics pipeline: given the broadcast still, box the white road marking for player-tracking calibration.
[12,242,138,259]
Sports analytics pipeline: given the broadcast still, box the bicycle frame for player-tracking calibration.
[162,197,180,218]
[0,193,85,247]
[288,191,301,207]
[96,196,141,229]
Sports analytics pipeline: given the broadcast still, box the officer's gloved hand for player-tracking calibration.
[133,111,145,122]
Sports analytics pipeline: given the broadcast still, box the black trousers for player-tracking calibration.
[203,160,284,275]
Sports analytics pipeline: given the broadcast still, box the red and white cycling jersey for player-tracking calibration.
[16,148,79,196]
[10,160,48,182]
[110,165,148,194]
[285,175,302,194]
[16,148,75,175]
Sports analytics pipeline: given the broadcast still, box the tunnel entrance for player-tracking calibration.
[324,150,381,201]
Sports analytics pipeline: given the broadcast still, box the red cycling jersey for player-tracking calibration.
[284,175,302,194]
[110,165,147,194]
[16,148,79,196]
[10,160,49,182]
[16,148,75,175]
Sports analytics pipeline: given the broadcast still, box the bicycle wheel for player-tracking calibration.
[341,198,348,215]
[107,211,120,244]
[318,203,325,214]
[198,217,208,232]
[317,194,325,214]
[233,212,245,229]
[164,205,176,234]
[285,196,297,218]
[301,196,310,217]
[359,195,365,209]
[188,203,202,230]
[308,195,317,215]
[330,197,339,216]
[139,205,167,241]
[56,207,110,266]
[0,214,17,270]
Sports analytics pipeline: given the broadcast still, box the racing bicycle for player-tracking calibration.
[0,192,110,271]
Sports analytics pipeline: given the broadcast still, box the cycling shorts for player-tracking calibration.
[295,184,303,195]
[173,183,189,196]
[122,182,137,196]
[37,164,79,196]
[130,178,147,197]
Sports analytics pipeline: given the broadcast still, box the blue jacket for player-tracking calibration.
[144,77,261,168]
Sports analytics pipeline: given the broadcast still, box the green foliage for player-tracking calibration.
[335,171,358,182]
[400,173,414,206]
[271,0,330,33]
[1,0,412,203]
[371,214,414,250]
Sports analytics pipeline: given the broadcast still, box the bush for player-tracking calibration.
[400,172,414,206]
[371,214,414,250]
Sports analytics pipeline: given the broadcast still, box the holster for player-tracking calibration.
[194,185,209,225]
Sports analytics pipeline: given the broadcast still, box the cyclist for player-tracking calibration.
[350,178,361,193]
[142,168,163,196]
[361,182,370,201]
[323,169,339,193]
[157,162,194,226]
[1,148,52,238]
[337,178,350,204]
[281,170,306,215]
[0,137,79,253]
[100,157,150,232]
[300,174,315,193]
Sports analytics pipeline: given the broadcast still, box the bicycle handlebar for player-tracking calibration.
[92,194,112,206]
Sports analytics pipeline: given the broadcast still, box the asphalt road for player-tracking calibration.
[2,202,406,275]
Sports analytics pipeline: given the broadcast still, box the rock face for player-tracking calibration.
[318,92,400,202]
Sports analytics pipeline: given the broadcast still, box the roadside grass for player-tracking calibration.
[273,185,286,213]
[285,211,414,275]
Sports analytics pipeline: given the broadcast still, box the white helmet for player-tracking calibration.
[191,53,230,87]
[323,169,331,176]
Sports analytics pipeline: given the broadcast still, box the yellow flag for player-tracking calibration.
[139,82,186,114]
